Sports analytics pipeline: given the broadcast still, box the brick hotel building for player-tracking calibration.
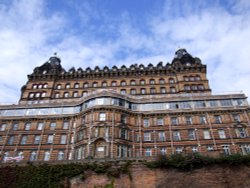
[0,49,250,162]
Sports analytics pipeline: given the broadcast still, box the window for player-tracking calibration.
[145,148,152,156]
[57,151,65,160]
[73,91,78,98]
[121,81,126,86]
[203,129,211,139]
[102,82,107,87]
[190,76,195,81]
[93,82,98,87]
[144,132,151,141]
[158,131,165,141]
[157,118,164,126]
[209,100,218,107]
[111,81,117,86]
[50,122,56,130]
[60,135,67,144]
[195,101,206,108]
[233,114,241,122]
[160,147,166,155]
[240,144,250,155]
[143,119,150,127]
[170,87,176,93]
[214,115,222,124]
[29,93,34,98]
[33,84,37,89]
[41,92,46,97]
[21,135,28,145]
[0,136,2,141]
[56,84,62,89]
[235,127,247,138]
[173,131,181,141]
[199,116,207,124]
[121,114,127,124]
[192,146,198,153]
[207,146,214,151]
[185,116,193,125]
[184,76,189,81]
[65,83,70,89]
[176,147,183,154]
[7,136,15,145]
[218,129,226,139]
[34,135,41,144]
[35,93,40,98]
[64,92,69,98]
[74,83,79,88]
[150,88,156,94]
[149,79,155,84]
[159,79,165,84]
[55,93,60,98]
[184,85,191,91]
[130,80,136,85]
[169,78,174,84]
[130,89,136,94]
[171,117,178,125]
[120,89,126,94]
[198,85,205,90]
[191,85,197,90]
[188,129,196,140]
[0,124,6,131]
[13,123,19,130]
[195,75,201,81]
[44,151,50,161]
[222,145,231,155]
[160,87,166,94]
[99,112,106,121]
[141,88,146,94]
[37,122,44,130]
[38,84,43,89]
[30,151,37,161]
[120,129,127,140]
[140,80,145,85]
[83,83,89,88]
[63,121,69,129]
[220,100,232,106]
[47,135,54,144]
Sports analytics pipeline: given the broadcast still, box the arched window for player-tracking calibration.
[65,83,70,89]
[159,79,165,84]
[184,76,189,82]
[73,91,78,97]
[149,79,155,84]
[141,88,146,94]
[56,84,62,89]
[43,83,48,88]
[93,82,98,87]
[35,93,40,98]
[29,93,34,98]
[130,89,136,94]
[64,92,69,98]
[190,76,195,81]
[130,80,136,85]
[150,88,156,94]
[169,78,175,84]
[195,75,201,81]
[82,91,88,97]
[184,85,191,91]
[38,84,43,89]
[170,87,176,93]
[198,84,205,90]
[111,81,117,86]
[41,92,46,97]
[102,81,108,87]
[120,89,126,94]
[74,83,79,88]
[140,79,145,85]
[55,93,60,98]
[121,81,126,86]
[32,84,37,89]
[160,87,166,94]
[83,82,89,88]
[191,85,197,90]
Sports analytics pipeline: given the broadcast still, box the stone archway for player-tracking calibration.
[94,138,106,158]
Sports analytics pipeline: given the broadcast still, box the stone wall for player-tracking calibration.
[70,164,250,188]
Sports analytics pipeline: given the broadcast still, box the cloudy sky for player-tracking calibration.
[0,0,250,103]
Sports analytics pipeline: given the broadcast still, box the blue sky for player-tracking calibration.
[0,0,250,103]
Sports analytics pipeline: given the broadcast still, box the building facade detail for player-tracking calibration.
[0,49,250,162]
